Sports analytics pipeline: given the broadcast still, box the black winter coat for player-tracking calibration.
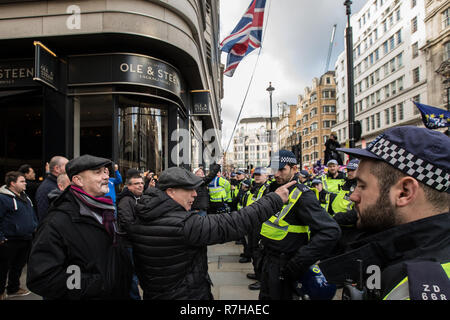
[127,187,283,300]
[26,188,133,299]
[35,174,57,221]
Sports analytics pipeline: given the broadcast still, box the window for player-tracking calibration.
[383,41,389,54]
[385,109,390,125]
[323,105,336,113]
[397,52,403,67]
[412,42,419,58]
[413,94,420,114]
[391,106,397,123]
[413,67,420,83]
[375,48,380,61]
[396,9,401,22]
[398,103,404,121]
[385,85,390,98]
[443,8,450,29]
[391,81,397,95]
[376,112,381,128]
[389,36,395,51]
[383,20,388,33]
[396,29,402,44]
[411,17,418,33]
[376,90,381,103]
[371,115,375,131]
[398,77,404,91]
[311,122,318,131]
[444,42,450,61]
[323,120,335,128]
[366,117,370,132]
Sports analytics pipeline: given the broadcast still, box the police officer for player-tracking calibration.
[310,179,336,214]
[258,150,341,300]
[208,172,232,214]
[321,159,346,194]
[241,167,272,290]
[319,126,450,300]
[297,170,312,186]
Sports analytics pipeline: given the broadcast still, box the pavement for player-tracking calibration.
[3,241,341,300]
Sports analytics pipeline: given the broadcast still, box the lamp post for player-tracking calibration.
[344,0,355,148]
[266,82,275,131]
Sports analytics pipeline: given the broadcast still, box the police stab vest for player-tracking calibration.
[383,262,450,300]
[245,182,269,207]
[331,188,354,214]
[209,177,229,203]
[321,175,345,194]
[260,187,310,241]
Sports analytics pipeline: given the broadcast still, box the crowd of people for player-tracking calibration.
[0,125,448,301]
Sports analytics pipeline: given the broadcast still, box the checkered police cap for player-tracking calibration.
[338,126,450,192]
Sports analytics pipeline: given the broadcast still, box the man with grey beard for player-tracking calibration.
[319,126,450,300]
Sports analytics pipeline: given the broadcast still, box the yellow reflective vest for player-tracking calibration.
[209,176,231,203]
[260,187,310,241]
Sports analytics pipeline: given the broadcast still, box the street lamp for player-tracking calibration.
[266,82,275,131]
[344,0,356,148]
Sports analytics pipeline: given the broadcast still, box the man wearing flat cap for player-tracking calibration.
[258,150,341,300]
[319,126,450,300]
[26,154,133,299]
[126,166,295,300]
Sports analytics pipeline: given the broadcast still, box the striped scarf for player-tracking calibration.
[70,185,117,245]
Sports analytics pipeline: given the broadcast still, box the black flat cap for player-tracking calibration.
[157,167,204,191]
[66,154,113,180]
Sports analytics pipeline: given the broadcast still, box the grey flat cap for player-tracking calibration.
[157,167,204,191]
[66,154,112,180]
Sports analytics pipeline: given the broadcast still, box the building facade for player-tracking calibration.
[277,102,297,150]
[0,0,223,181]
[232,116,278,171]
[334,0,427,148]
[422,0,450,110]
[296,71,337,169]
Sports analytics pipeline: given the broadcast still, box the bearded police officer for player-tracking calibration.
[258,150,341,300]
[319,126,450,300]
[126,166,295,300]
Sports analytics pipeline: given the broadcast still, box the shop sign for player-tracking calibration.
[34,41,62,91]
[0,59,36,88]
[191,90,210,116]
[68,53,182,97]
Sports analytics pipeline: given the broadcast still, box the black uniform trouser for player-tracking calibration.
[258,252,294,300]
[0,239,31,294]
[248,228,262,278]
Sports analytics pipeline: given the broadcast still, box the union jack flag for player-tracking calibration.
[220,0,266,77]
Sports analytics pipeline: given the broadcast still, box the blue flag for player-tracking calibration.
[413,101,450,129]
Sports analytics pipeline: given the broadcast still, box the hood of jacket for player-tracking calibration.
[135,187,185,222]
[0,184,30,203]
[0,185,15,197]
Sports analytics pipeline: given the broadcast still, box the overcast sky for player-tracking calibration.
[219,0,367,151]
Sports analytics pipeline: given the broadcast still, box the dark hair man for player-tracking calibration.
[319,126,450,300]
[0,171,38,300]
[18,164,39,209]
[27,155,133,299]
[35,156,69,221]
[126,166,294,300]
[258,150,341,300]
